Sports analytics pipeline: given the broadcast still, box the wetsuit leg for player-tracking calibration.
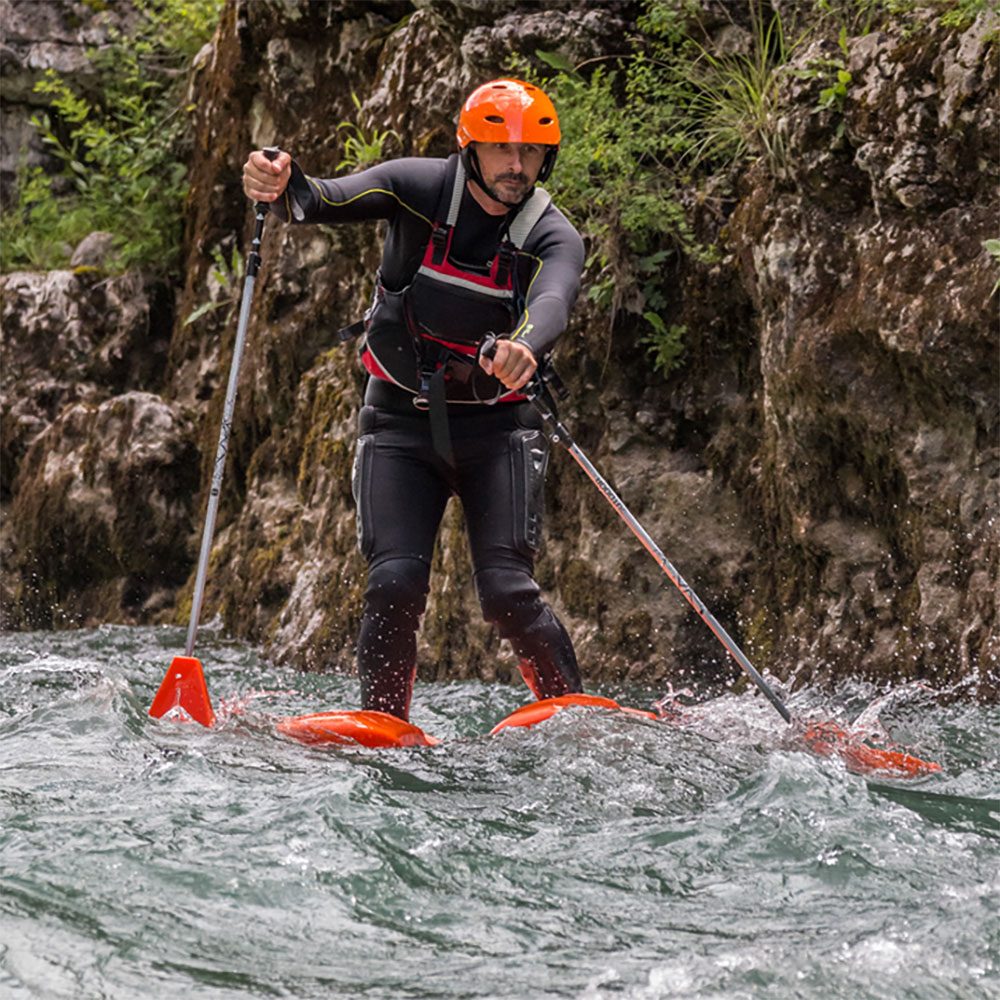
[452,404,583,699]
[353,404,450,720]
[357,557,430,719]
[475,567,583,698]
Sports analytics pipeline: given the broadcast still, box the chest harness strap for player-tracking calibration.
[414,160,553,464]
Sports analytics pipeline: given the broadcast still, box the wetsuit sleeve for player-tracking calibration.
[512,207,586,358]
[268,158,435,226]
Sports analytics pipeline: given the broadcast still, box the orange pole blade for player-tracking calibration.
[148,656,216,728]
[803,721,941,778]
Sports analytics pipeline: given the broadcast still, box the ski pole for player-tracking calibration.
[480,335,792,724]
[149,146,281,726]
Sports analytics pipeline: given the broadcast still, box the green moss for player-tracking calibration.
[743,606,777,664]
[560,558,604,619]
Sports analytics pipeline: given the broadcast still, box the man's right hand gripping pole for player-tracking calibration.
[243,148,292,203]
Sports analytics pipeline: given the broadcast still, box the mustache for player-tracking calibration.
[496,172,528,184]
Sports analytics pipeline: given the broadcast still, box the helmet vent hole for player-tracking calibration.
[485,115,505,123]
[539,117,553,124]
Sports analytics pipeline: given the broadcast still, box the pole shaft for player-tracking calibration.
[562,439,791,723]
[523,374,792,725]
[184,205,267,657]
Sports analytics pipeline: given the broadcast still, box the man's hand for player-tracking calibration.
[242,149,292,202]
[479,339,537,391]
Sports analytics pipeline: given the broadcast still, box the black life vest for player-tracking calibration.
[358,154,552,408]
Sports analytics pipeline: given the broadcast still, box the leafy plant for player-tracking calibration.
[641,319,687,376]
[791,24,852,141]
[531,57,698,341]
[0,0,222,275]
[678,4,799,174]
[818,28,853,110]
[0,163,96,271]
[337,93,400,171]
[184,243,245,326]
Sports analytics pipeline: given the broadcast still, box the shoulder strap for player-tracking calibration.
[495,187,552,286]
[430,155,463,264]
[507,187,552,249]
[444,156,465,227]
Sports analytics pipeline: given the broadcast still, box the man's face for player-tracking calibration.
[474,142,547,205]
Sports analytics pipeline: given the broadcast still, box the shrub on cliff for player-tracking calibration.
[516,0,992,375]
[0,0,223,275]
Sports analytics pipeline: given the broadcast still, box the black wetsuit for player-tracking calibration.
[272,155,586,720]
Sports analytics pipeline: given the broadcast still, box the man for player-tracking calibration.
[242,79,586,721]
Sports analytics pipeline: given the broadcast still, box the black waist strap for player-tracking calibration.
[425,366,454,466]
[363,377,521,416]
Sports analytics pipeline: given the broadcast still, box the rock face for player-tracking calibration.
[1,269,173,497]
[0,264,190,627]
[6,392,198,627]
[1,1,996,700]
[727,13,998,691]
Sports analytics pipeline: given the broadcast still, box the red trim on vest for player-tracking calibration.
[362,205,525,401]
[361,348,393,382]
[421,227,514,290]
[421,332,477,356]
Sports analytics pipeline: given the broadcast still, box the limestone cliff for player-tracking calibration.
[2,1,996,700]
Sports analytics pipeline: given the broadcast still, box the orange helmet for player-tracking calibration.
[457,79,561,197]
[457,78,561,148]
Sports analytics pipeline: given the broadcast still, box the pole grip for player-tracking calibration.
[479,333,499,361]
[248,146,281,277]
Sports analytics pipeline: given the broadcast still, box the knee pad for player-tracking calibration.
[364,557,431,625]
[475,567,544,636]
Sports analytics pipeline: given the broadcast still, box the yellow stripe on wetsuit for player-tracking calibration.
[304,175,433,227]
[511,252,542,342]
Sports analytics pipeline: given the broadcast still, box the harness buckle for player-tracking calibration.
[430,224,449,265]
[494,241,515,287]
[413,366,434,411]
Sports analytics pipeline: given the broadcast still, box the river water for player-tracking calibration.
[1,625,996,999]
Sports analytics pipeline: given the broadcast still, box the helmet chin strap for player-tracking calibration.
[461,146,534,210]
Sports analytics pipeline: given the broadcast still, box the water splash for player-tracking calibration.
[0,627,996,1000]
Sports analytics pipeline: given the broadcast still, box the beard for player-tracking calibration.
[491,171,530,205]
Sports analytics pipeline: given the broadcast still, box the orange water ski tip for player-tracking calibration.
[277,710,440,748]
[490,693,657,735]
[148,656,217,727]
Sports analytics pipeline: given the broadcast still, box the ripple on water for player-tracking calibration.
[0,627,997,1000]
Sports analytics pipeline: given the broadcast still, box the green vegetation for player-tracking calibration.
[937,0,994,30]
[184,243,244,326]
[337,93,401,172]
[816,0,995,35]
[517,0,986,378]
[680,6,798,174]
[0,0,223,275]
[517,0,793,376]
